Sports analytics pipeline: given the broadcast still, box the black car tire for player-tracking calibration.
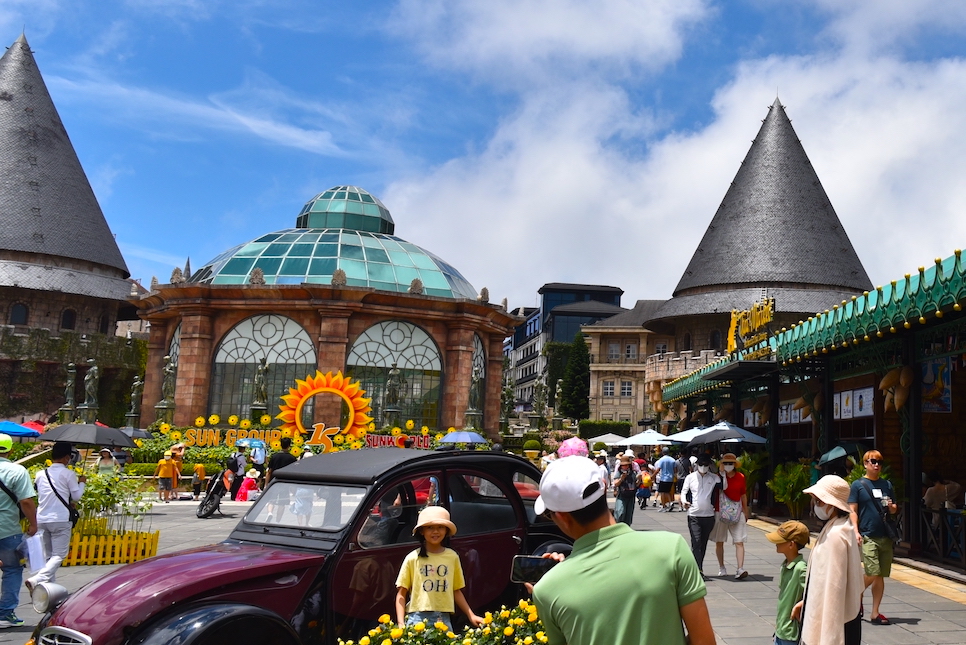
[130,603,300,645]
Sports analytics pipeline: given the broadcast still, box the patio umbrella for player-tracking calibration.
[586,433,626,446]
[0,420,40,438]
[234,437,267,449]
[557,436,589,457]
[40,423,136,447]
[119,427,153,439]
[608,430,672,446]
[21,420,45,432]
[438,431,488,444]
[686,421,766,448]
[666,426,710,443]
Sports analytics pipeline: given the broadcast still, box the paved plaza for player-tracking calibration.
[3,497,966,644]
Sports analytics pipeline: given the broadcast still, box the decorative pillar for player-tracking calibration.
[141,320,169,416]
[314,309,352,429]
[485,334,505,440]
[173,310,213,427]
[903,334,923,549]
[442,323,475,431]
[766,372,781,510]
[821,358,834,455]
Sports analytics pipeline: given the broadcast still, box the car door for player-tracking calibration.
[329,470,442,638]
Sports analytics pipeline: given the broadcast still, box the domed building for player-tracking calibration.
[137,186,517,436]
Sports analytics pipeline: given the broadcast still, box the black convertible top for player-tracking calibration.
[272,448,534,485]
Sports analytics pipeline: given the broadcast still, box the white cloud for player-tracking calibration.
[388,0,710,86]
[810,0,966,54]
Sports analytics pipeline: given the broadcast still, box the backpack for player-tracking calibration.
[640,472,652,489]
[226,452,241,473]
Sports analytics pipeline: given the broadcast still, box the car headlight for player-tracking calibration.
[31,582,69,614]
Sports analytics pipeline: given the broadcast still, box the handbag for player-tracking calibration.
[719,494,742,524]
[46,470,81,527]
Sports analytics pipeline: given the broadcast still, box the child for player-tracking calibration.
[394,506,484,631]
[192,463,207,501]
[637,468,652,510]
[765,520,809,645]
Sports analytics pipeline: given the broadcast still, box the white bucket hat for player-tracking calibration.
[803,475,851,513]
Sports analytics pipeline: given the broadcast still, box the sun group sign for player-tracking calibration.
[727,297,775,360]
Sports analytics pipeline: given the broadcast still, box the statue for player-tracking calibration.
[331,269,347,287]
[408,278,424,295]
[129,375,144,414]
[249,267,266,285]
[252,357,269,407]
[385,363,403,408]
[83,358,99,407]
[63,363,76,408]
[161,355,177,404]
[469,365,483,411]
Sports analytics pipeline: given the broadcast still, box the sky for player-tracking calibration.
[6,0,966,311]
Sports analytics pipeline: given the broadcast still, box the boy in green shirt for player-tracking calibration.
[766,520,809,645]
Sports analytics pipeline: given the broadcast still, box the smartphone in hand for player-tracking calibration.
[510,555,558,584]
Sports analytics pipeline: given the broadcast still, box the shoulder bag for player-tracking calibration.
[0,475,26,520]
[719,492,742,524]
[860,478,899,544]
[46,469,81,527]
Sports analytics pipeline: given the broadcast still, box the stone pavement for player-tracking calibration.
[2,497,966,644]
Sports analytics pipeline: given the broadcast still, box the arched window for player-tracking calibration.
[346,321,442,429]
[470,334,486,414]
[210,315,317,420]
[168,323,182,368]
[9,303,28,326]
[709,329,722,351]
[682,332,692,351]
[61,309,77,331]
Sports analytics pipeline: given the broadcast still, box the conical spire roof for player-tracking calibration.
[0,34,128,276]
[672,98,869,298]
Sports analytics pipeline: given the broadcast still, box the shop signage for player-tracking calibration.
[727,297,775,357]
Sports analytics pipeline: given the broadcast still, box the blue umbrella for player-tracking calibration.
[235,438,266,449]
[0,420,40,438]
[439,431,488,444]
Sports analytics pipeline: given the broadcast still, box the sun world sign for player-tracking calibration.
[727,297,775,358]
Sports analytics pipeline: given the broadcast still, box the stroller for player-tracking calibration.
[197,468,233,518]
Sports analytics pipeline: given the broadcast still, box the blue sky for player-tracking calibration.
[7,0,966,310]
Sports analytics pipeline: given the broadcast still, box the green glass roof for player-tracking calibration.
[190,228,477,299]
[295,185,394,234]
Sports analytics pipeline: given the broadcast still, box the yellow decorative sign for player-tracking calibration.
[276,370,373,452]
[727,298,775,355]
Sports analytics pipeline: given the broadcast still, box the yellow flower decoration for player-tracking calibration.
[483,627,491,636]
[134,439,143,448]
[159,423,171,433]
[381,639,391,645]
[435,433,444,441]
[228,415,239,426]
[447,426,456,433]
[293,434,304,445]
[484,612,493,624]
[260,414,272,426]
[357,428,367,438]
[421,426,429,436]
[44,459,52,467]
[170,431,182,441]
[378,614,391,624]
[368,422,375,431]
[412,622,425,632]
[434,621,448,631]
[291,446,302,457]
[405,419,415,430]
[528,612,539,622]
[519,599,529,610]
[208,414,220,426]
[500,610,510,619]
[351,441,363,450]
[240,419,251,429]
[446,632,455,639]
[360,638,370,645]
[504,627,514,636]
[270,440,282,450]
[390,426,401,436]
[281,428,293,438]
[194,417,205,427]
[389,628,403,639]
[333,434,345,445]
[524,638,534,645]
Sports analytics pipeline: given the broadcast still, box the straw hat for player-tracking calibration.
[619,454,633,464]
[413,505,457,536]
[245,468,259,479]
[803,475,851,513]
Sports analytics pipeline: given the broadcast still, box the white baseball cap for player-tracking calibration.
[534,456,607,515]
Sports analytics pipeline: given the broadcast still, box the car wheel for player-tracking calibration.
[531,540,572,557]
[131,603,300,645]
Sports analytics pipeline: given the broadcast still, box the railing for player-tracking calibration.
[919,507,966,570]
[591,354,645,364]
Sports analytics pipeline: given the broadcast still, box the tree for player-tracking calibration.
[558,332,590,420]
[542,341,571,409]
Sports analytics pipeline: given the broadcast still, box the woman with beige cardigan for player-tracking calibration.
[793,475,864,645]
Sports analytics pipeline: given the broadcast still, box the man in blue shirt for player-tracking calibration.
[652,448,678,511]
[0,433,38,628]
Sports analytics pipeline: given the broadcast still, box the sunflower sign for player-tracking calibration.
[276,370,373,452]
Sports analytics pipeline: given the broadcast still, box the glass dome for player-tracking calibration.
[295,186,394,234]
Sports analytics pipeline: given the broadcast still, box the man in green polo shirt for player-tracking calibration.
[531,456,715,645]
[0,433,38,628]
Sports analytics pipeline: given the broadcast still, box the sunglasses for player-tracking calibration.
[866,459,882,465]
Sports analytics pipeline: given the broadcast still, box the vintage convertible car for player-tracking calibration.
[29,449,568,645]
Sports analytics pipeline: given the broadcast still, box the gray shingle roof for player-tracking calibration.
[672,99,870,297]
[0,259,132,299]
[592,299,667,327]
[549,300,626,316]
[648,287,862,323]
[0,35,129,277]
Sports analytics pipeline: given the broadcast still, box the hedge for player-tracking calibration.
[577,420,632,438]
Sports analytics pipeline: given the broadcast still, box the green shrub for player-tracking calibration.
[523,440,542,451]
[767,461,811,519]
[123,462,221,477]
[592,442,607,452]
[578,420,632,438]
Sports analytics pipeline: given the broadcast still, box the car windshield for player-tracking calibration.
[245,482,367,531]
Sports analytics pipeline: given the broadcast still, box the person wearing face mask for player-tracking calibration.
[681,453,722,578]
[710,453,749,579]
[795,475,863,645]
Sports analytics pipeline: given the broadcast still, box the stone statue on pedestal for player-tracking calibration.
[161,355,176,404]
[63,363,76,409]
[129,375,144,414]
[469,366,483,412]
[83,358,99,407]
[252,357,269,407]
[385,363,403,409]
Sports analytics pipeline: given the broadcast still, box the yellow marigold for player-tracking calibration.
[390,427,401,436]
[260,414,272,426]
[412,622,425,632]
[351,441,363,450]
[504,627,514,636]
[405,419,415,430]
[228,415,239,426]
[483,612,493,624]
[194,417,205,427]
[333,434,345,445]
[435,434,444,441]
[483,627,491,636]
[44,459,52,467]
[360,637,371,645]
[170,431,182,441]
[528,612,539,622]
[381,639,391,645]
[378,614,391,624]
[208,414,220,426]
[421,426,429,436]
[518,599,529,610]
[291,447,302,457]
[500,610,510,619]
[159,423,171,433]
[524,638,534,645]
[368,422,376,431]
[270,440,281,450]
[435,621,448,631]
[390,628,403,639]
[447,632,455,639]
[134,439,143,448]
[240,419,251,429]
